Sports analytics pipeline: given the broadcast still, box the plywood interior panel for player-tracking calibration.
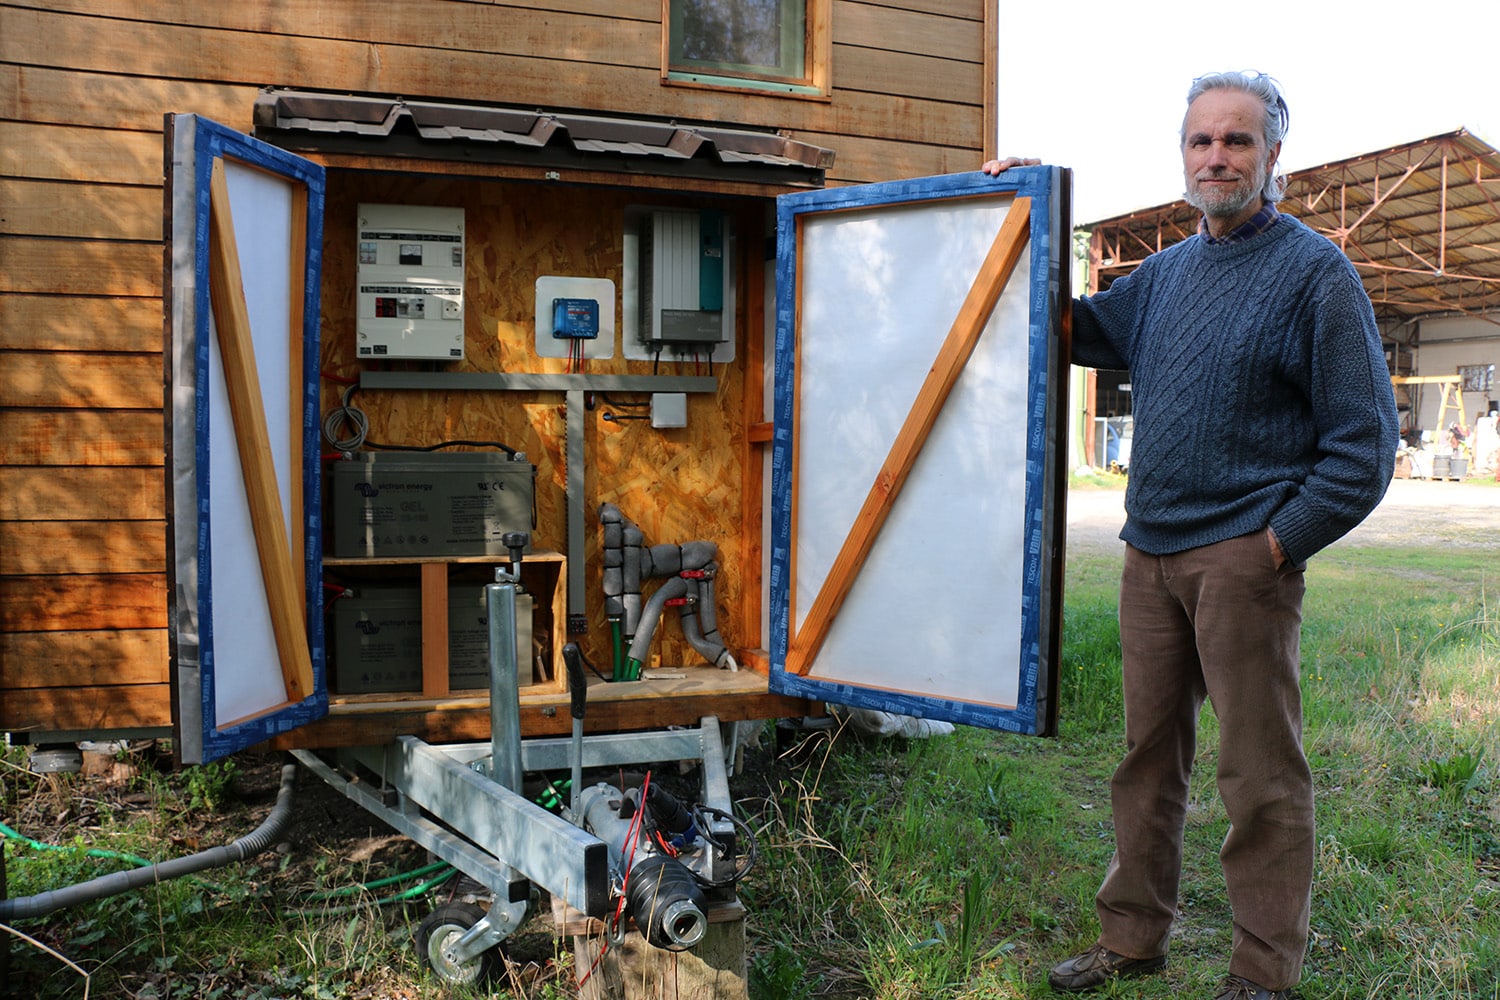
[318,173,755,673]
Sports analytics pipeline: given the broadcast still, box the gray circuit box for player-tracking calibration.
[330,452,534,558]
[331,586,423,695]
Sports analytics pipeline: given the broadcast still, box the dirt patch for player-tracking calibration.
[1065,477,1500,553]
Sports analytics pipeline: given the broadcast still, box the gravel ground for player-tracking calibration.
[1065,475,1500,553]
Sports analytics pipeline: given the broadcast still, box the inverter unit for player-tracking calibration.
[638,208,731,353]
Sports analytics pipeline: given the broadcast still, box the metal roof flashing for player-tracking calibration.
[252,88,834,189]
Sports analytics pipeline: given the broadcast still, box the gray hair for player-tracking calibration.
[1181,71,1290,203]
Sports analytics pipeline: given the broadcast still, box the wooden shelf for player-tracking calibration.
[264,657,812,748]
[323,549,566,567]
[324,550,568,699]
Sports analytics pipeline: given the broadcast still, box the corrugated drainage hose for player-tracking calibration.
[0,763,298,921]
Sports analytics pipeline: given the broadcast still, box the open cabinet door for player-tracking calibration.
[768,168,1069,736]
[165,114,327,763]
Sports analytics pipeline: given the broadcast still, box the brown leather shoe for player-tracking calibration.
[1214,975,1293,999]
[1047,942,1168,992]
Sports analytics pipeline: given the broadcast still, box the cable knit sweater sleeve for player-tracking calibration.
[1264,244,1399,563]
[1071,216,1398,563]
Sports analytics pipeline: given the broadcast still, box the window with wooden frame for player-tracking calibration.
[663,0,830,97]
[1459,363,1494,393]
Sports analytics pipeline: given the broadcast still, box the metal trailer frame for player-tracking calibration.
[293,717,737,971]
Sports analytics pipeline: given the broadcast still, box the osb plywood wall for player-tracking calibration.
[319,173,758,670]
[0,0,993,738]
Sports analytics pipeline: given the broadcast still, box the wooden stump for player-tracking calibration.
[554,897,748,1000]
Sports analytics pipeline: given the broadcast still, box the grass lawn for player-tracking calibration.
[742,531,1499,999]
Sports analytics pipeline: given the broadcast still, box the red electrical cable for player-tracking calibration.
[577,770,654,988]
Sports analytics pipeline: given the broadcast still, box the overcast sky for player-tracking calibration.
[994,0,1500,224]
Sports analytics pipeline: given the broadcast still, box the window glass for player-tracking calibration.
[667,0,809,89]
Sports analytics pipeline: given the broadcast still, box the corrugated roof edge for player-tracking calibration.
[252,88,835,184]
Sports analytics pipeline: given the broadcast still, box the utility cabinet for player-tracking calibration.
[162,116,817,762]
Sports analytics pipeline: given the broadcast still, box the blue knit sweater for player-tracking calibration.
[1074,213,1398,564]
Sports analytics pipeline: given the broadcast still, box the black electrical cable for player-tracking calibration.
[688,803,758,889]
[633,786,758,890]
[323,383,519,457]
[367,437,520,455]
[600,394,649,409]
[571,644,612,683]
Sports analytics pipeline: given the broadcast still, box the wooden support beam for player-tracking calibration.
[421,562,451,698]
[786,196,1032,676]
[287,183,309,613]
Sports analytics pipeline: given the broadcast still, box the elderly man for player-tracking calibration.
[987,72,1398,1000]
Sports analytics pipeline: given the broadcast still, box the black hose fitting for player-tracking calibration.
[645,783,698,850]
[625,853,708,950]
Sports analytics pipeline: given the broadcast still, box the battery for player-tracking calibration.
[448,584,535,691]
[330,586,424,695]
[331,584,535,695]
[330,452,535,558]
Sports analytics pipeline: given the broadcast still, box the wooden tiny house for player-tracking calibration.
[0,1,1000,749]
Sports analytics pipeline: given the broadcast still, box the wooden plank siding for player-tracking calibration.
[0,3,986,153]
[0,0,996,740]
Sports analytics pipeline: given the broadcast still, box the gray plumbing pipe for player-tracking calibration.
[0,762,298,921]
[679,569,734,669]
[626,576,690,664]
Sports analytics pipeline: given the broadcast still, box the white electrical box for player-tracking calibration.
[650,392,688,428]
[356,204,466,361]
[533,275,616,360]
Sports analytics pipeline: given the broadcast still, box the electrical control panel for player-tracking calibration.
[356,204,466,361]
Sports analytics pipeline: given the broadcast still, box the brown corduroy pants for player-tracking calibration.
[1095,533,1313,991]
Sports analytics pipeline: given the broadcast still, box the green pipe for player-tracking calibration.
[1,820,156,869]
[292,869,460,916]
[610,619,625,681]
[297,860,454,902]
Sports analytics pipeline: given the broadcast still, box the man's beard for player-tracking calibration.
[1185,162,1266,219]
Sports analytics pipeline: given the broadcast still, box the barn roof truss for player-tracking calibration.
[1087,130,1500,330]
